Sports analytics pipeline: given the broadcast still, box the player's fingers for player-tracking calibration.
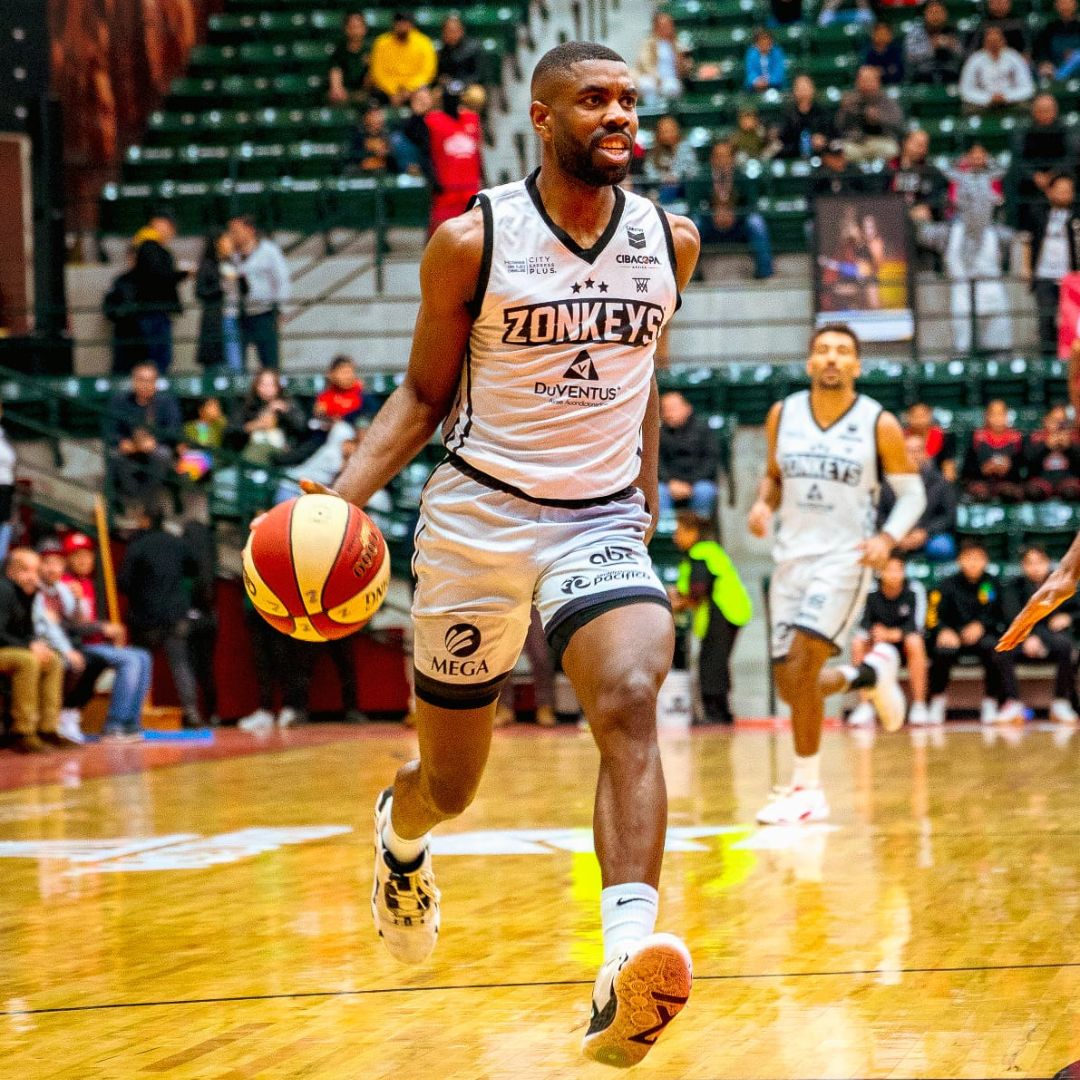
[298,479,337,497]
[997,615,1035,651]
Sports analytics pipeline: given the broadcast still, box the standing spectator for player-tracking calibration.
[368,13,437,107]
[694,142,774,279]
[0,405,15,564]
[117,501,203,730]
[344,105,402,176]
[670,512,751,725]
[327,11,370,105]
[904,0,964,85]
[924,539,1023,724]
[775,75,834,159]
[959,27,1034,112]
[891,130,949,223]
[961,399,1026,501]
[194,231,243,373]
[105,362,182,512]
[1028,174,1080,357]
[643,115,699,205]
[635,11,693,106]
[0,549,67,752]
[878,435,957,561]
[730,106,774,162]
[228,215,290,372]
[836,66,905,163]
[238,597,314,733]
[1012,95,1076,231]
[904,401,957,481]
[424,82,484,233]
[437,15,485,111]
[103,247,143,374]
[1024,403,1080,500]
[966,0,1030,57]
[227,368,308,465]
[849,553,930,726]
[1035,0,1080,80]
[744,28,787,93]
[658,392,720,516]
[315,355,365,423]
[181,517,220,728]
[1003,545,1079,722]
[131,211,186,374]
[863,23,904,85]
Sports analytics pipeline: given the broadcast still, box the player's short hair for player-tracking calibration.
[675,511,716,541]
[809,321,860,356]
[342,9,366,23]
[329,354,355,371]
[1020,543,1049,560]
[886,549,906,564]
[959,538,988,556]
[531,42,626,96]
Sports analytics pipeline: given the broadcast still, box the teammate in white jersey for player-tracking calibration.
[299,43,698,1067]
[748,324,926,825]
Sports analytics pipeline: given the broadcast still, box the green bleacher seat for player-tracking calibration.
[970,356,1039,407]
[911,359,969,409]
[273,178,327,232]
[1015,502,1080,559]
[955,503,1016,561]
[858,361,908,413]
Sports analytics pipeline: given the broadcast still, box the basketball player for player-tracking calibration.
[747,325,926,825]
[998,530,1080,651]
[300,43,698,1067]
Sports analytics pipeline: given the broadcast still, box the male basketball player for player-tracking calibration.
[300,43,699,1067]
[747,325,926,825]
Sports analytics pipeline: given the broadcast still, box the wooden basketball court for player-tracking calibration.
[0,722,1077,1079]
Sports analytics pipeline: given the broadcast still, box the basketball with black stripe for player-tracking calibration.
[242,494,390,641]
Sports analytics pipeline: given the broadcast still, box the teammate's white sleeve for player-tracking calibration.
[881,472,926,543]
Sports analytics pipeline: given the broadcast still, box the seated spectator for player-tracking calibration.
[226,368,308,465]
[389,87,436,178]
[744,28,787,93]
[1035,0,1080,80]
[890,130,948,223]
[966,0,1029,57]
[879,435,957,561]
[328,11,370,105]
[0,548,67,752]
[695,142,774,279]
[636,11,693,106]
[775,74,834,159]
[925,539,1023,724]
[961,399,1025,502]
[836,66,904,163]
[423,81,484,234]
[1024,403,1080,500]
[863,23,904,85]
[810,139,886,197]
[437,15,485,112]
[905,401,957,480]
[368,12,437,107]
[315,355,365,423]
[770,0,802,26]
[1003,545,1079,723]
[183,397,227,451]
[730,106,774,162]
[274,421,362,505]
[904,0,964,85]
[849,553,929,726]
[105,362,181,512]
[817,0,874,28]
[959,27,1034,112]
[1013,94,1076,231]
[659,392,720,516]
[344,104,403,176]
[643,115,699,204]
[1028,174,1080,358]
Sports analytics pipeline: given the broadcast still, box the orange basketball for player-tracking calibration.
[242,494,390,641]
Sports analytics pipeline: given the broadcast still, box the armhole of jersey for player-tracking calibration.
[466,192,493,318]
[655,203,682,312]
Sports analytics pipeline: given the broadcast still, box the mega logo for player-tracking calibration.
[431,622,489,677]
[503,300,664,348]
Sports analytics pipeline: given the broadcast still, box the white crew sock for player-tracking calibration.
[382,804,428,866]
[791,752,821,790]
[600,883,659,962]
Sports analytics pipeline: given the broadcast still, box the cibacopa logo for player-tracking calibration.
[627,226,647,249]
[444,623,481,657]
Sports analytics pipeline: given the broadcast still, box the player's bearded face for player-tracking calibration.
[808,333,860,388]
[552,122,634,186]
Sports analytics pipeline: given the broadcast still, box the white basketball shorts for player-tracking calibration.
[769,549,871,661]
[411,456,671,709]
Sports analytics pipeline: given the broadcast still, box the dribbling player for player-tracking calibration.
[747,325,926,825]
[302,43,699,1067]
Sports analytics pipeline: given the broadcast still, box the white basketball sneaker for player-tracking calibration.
[907,701,930,727]
[864,643,905,732]
[928,695,948,726]
[238,708,274,735]
[1050,698,1079,724]
[756,785,830,825]
[371,787,440,964]
[847,700,875,727]
[582,933,692,1068]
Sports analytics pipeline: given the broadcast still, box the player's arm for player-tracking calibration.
[998,529,1080,651]
[747,401,782,538]
[306,211,483,508]
[861,411,926,571]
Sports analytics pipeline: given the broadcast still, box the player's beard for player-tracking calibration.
[552,126,631,187]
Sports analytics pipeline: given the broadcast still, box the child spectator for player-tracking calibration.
[328,11,370,105]
[423,82,484,233]
[315,356,365,423]
[184,397,227,451]
[863,23,904,85]
[1024,403,1080,500]
[730,106,773,162]
[744,28,787,92]
[961,399,1026,501]
[344,105,402,176]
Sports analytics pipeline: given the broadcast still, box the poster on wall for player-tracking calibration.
[813,193,915,343]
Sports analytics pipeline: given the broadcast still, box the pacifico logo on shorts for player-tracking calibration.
[432,623,489,678]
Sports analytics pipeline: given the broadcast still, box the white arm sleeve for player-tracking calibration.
[881,472,927,543]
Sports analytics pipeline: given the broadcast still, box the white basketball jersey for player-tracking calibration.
[774,390,883,562]
[442,170,680,501]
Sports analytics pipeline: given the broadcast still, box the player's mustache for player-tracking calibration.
[589,129,632,151]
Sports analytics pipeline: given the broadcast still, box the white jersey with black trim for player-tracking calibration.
[774,390,883,563]
[442,169,680,501]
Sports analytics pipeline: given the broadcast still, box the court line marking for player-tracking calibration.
[9,958,1080,1017]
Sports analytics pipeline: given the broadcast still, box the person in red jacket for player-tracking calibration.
[314,355,365,423]
[424,81,484,234]
[961,398,1026,502]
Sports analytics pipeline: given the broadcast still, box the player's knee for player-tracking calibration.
[589,670,660,741]
[423,772,478,819]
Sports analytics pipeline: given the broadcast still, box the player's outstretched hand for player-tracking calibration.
[858,532,893,571]
[997,568,1078,651]
[299,479,338,498]
[747,500,772,539]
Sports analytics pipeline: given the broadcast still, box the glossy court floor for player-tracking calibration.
[0,722,1078,1080]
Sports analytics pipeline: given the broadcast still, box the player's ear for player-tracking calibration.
[530,100,552,142]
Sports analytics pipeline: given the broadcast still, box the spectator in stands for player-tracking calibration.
[328,11,370,106]
[344,104,403,176]
[117,501,203,730]
[811,139,879,197]
[315,355,365,423]
[238,596,314,733]
[423,81,484,234]
[878,434,957,561]
[670,511,751,725]
[368,12,437,107]
[925,539,1024,724]
[1035,0,1080,80]
[636,11,693,106]
[849,553,930,726]
[1025,403,1080,500]
[0,548,67,752]
[183,397,226,452]
[437,14,485,112]
[103,246,143,375]
[966,0,1029,58]
[774,74,834,159]
[905,401,957,481]
[863,22,904,86]
[181,515,220,728]
[227,215,290,372]
[131,211,187,374]
[274,421,360,505]
[836,66,904,163]
[891,130,948,224]
[730,106,774,162]
[817,0,874,28]
[105,362,182,512]
[227,368,308,466]
[962,399,1026,501]
[959,27,1034,112]
[904,0,964,85]
[0,405,16,564]
[744,28,787,92]
[643,116,699,204]
[695,141,774,279]
[388,86,436,178]
[658,392,719,516]
[1004,545,1079,722]
[1028,174,1080,357]
[1012,95,1076,232]
[195,231,243,373]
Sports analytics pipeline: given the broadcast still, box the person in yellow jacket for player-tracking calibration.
[670,512,752,724]
[369,13,438,106]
